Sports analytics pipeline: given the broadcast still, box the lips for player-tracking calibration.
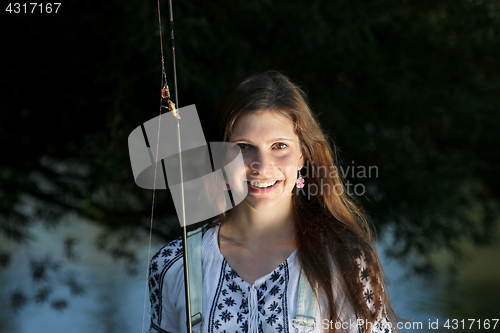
[247,180,282,193]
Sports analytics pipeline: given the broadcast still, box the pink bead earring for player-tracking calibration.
[296,170,305,189]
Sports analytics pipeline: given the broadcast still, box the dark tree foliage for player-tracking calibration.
[1,0,499,309]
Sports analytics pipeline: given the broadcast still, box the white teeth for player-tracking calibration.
[249,181,277,188]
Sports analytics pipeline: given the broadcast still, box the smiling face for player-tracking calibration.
[229,109,304,212]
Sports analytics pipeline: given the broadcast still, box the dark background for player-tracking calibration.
[1,0,499,327]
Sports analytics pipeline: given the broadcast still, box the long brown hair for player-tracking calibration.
[209,71,397,332]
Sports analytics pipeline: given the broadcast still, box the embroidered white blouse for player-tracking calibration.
[148,223,392,333]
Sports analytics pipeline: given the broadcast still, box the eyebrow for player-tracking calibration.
[230,137,295,143]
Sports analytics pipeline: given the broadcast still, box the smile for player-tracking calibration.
[246,180,282,193]
[249,180,277,188]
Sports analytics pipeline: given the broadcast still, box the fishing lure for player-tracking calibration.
[161,79,180,119]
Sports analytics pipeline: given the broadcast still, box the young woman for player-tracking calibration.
[148,71,397,333]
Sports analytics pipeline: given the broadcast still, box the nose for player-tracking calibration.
[247,150,276,178]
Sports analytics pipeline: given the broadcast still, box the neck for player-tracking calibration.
[221,200,296,246]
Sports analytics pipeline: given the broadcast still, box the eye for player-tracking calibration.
[273,142,288,150]
[236,143,250,150]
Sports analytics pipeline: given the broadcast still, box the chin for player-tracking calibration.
[243,195,293,212]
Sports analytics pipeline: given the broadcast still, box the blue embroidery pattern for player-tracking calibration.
[149,238,183,333]
[208,259,290,333]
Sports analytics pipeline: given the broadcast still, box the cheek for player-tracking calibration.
[276,156,300,176]
[224,160,248,202]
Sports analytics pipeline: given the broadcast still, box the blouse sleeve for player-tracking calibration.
[356,252,394,333]
[148,238,185,333]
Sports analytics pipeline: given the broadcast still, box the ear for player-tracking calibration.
[297,147,306,171]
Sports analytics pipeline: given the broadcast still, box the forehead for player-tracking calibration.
[230,110,298,141]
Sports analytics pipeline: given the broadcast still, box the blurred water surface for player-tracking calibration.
[0,218,498,333]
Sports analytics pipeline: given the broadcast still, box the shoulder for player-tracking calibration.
[149,223,218,287]
[148,223,220,332]
[149,237,185,302]
[150,237,183,273]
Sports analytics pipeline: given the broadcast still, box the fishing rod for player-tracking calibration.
[145,0,193,332]
[159,1,194,332]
